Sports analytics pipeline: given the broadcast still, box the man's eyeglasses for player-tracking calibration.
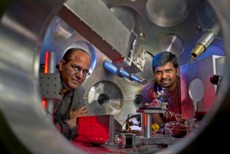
[70,64,90,77]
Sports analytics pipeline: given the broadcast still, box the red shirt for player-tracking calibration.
[141,76,181,122]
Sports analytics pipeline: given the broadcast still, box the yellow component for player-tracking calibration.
[151,122,160,132]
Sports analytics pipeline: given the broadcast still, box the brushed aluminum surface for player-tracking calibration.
[1,0,230,153]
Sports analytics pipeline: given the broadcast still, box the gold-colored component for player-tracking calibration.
[151,122,160,132]
[191,44,206,58]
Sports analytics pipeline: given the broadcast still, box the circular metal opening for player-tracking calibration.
[98,93,110,105]
[159,34,185,57]
[145,0,189,27]
[87,81,123,116]
[1,0,230,153]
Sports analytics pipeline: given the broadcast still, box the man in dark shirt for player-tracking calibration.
[53,48,90,139]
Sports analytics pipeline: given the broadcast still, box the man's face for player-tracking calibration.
[153,62,178,89]
[59,50,90,89]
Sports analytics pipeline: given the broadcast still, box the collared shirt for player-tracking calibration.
[53,81,85,139]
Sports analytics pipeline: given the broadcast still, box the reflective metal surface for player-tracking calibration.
[1,0,230,153]
[82,48,146,125]
[145,0,189,27]
[180,56,224,117]
[0,0,85,153]
[159,34,185,57]
[158,0,230,153]
[102,0,217,65]
[87,81,123,116]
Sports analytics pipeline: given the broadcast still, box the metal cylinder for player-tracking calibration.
[48,51,56,73]
[191,22,220,59]
[103,60,118,75]
[142,113,152,138]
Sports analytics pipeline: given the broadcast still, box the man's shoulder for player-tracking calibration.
[142,80,156,91]
[71,86,85,103]
[74,85,85,92]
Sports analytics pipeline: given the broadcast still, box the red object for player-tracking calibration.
[42,99,47,109]
[44,51,50,73]
[41,51,50,109]
[150,90,155,100]
[75,115,111,144]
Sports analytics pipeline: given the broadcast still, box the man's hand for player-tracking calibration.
[66,106,88,128]
[69,106,88,119]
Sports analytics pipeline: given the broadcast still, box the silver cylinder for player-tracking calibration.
[142,113,152,138]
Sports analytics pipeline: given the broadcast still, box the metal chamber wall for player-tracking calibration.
[0,0,230,153]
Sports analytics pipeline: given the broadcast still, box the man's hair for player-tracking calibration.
[62,48,89,63]
[152,51,178,71]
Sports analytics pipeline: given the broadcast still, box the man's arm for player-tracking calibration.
[54,106,87,139]
[54,119,77,139]
[67,106,87,128]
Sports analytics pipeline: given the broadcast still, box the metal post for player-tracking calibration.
[45,51,56,119]
[142,113,152,138]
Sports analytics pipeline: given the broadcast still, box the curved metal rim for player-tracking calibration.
[157,0,230,153]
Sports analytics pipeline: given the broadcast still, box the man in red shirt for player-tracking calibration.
[141,51,194,137]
